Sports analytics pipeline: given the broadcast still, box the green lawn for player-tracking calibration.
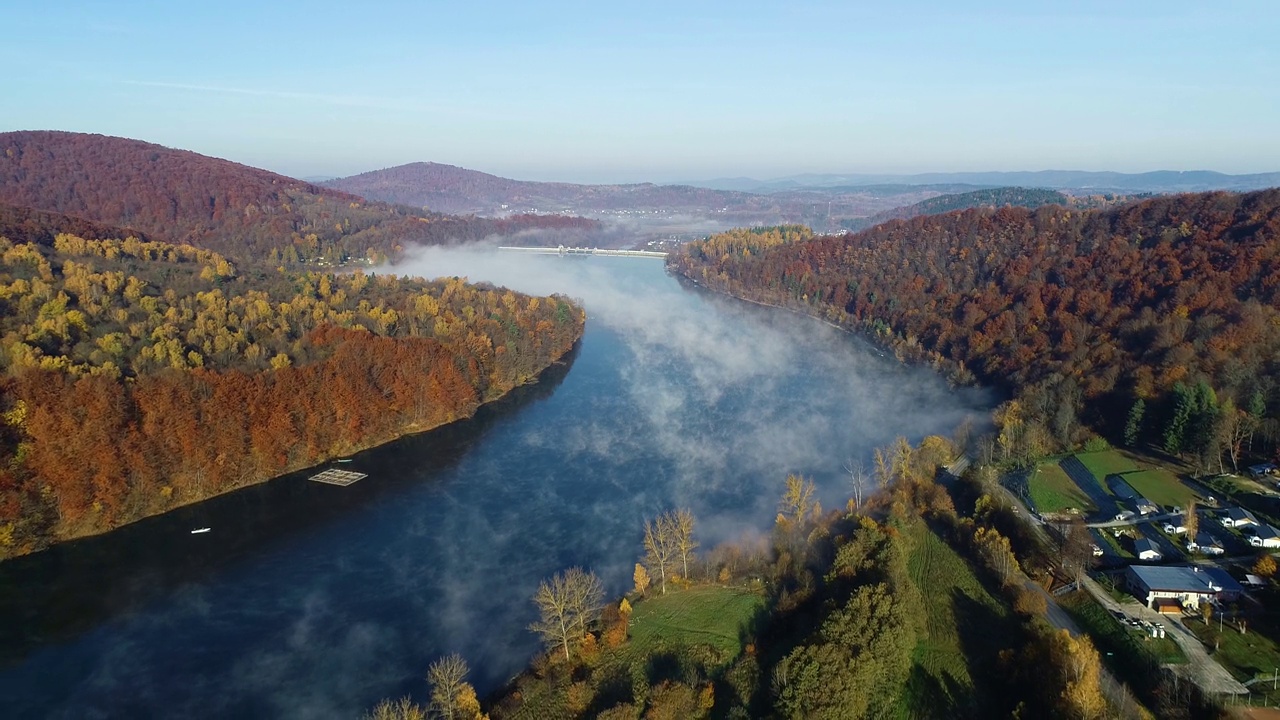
[1097,530,1134,560]
[899,522,1017,719]
[1059,591,1186,668]
[619,585,764,670]
[1122,468,1198,509]
[1029,463,1095,514]
[1186,616,1280,685]
[501,585,763,720]
[1076,450,1138,483]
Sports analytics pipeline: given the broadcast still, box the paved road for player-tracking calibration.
[1079,575,1248,696]
[1027,579,1145,717]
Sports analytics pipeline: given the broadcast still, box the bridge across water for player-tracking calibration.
[498,245,667,258]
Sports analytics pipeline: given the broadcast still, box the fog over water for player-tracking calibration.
[0,252,992,718]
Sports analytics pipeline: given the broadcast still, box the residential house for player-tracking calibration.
[1114,510,1136,523]
[1126,565,1244,609]
[1248,463,1278,478]
[1187,531,1225,556]
[1134,537,1163,561]
[1222,507,1260,528]
[1250,524,1280,548]
[1163,516,1190,535]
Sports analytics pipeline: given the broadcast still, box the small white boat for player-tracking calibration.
[335,458,353,463]
[191,527,211,534]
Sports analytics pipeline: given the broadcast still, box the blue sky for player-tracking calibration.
[2,1,1277,182]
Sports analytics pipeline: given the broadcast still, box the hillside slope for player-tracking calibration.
[0,132,597,263]
[669,191,1280,438]
[840,187,1073,232]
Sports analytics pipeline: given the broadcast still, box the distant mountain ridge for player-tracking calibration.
[322,162,977,232]
[689,170,1280,193]
[323,161,762,215]
[840,187,1079,232]
[0,131,598,263]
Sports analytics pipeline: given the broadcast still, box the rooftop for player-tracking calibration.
[1129,564,1243,594]
[1227,507,1260,522]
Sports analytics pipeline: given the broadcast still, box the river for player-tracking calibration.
[0,252,992,718]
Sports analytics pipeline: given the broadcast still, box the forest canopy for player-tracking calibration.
[0,226,584,558]
[670,190,1280,445]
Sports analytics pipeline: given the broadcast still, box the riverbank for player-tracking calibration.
[2,322,585,563]
[667,265,979,388]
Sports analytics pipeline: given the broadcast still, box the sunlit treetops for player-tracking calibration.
[0,232,580,387]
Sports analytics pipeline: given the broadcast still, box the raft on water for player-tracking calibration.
[309,469,367,486]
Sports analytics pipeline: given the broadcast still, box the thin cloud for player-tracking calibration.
[118,80,401,109]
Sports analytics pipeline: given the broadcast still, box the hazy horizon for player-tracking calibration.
[3,1,1277,183]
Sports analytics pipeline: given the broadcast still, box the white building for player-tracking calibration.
[1126,565,1243,610]
[1134,537,1163,561]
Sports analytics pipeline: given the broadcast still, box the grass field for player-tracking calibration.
[502,585,763,720]
[1123,468,1198,508]
[1077,450,1139,483]
[1059,590,1186,667]
[619,585,764,670]
[1187,616,1280,684]
[1029,463,1095,514]
[899,522,1016,719]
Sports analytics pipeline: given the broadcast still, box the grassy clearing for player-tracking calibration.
[1097,530,1135,560]
[1124,468,1198,508]
[1187,616,1280,686]
[501,585,763,720]
[1029,463,1095,514]
[618,585,764,670]
[1060,590,1186,668]
[1077,450,1139,483]
[899,522,1016,719]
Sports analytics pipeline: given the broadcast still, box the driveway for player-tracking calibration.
[1079,575,1247,696]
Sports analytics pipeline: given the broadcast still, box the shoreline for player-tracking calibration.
[6,331,585,563]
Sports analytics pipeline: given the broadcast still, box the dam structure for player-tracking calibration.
[497,245,667,258]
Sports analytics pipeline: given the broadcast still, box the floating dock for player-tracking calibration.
[309,468,367,486]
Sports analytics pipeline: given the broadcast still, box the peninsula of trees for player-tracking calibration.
[0,216,584,559]
[668,191,1280,462]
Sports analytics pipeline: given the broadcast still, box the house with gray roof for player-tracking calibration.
[1223,507,1260,528]
[1134,537,1163,561]
[1126,565,1243,610]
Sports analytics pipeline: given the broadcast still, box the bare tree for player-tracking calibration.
[567,567,604,637]
[531,567,604,661]
[843,458,869,509]
[672,509,698,580]
[364,697,428,720]
[426,654,469,720]
[1060,522,1094,583]
[644,515,679,594]
[1184,500,1198,541]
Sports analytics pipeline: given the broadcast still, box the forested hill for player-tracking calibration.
[323,161,762,215]
[841,187,1072,232]
[0,132,598,264]
[669,191,1280,443]
[0,224,585,558]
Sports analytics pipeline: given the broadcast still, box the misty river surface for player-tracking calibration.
[0,254,992,718]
